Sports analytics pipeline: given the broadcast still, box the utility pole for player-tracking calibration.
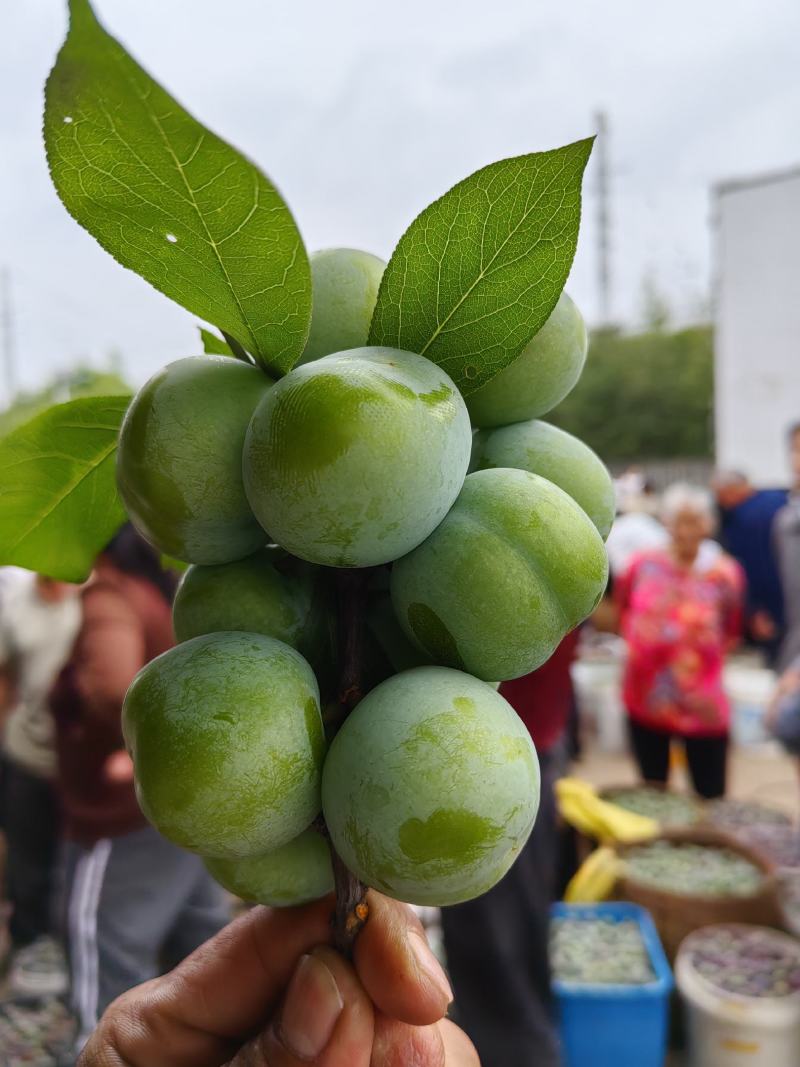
[1,267,16,403]
[593,111,612,326]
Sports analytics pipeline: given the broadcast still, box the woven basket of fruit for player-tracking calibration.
[567,783,703,869]
[703,797,792,833]
[600,783,705,828]
[616,828,783,960]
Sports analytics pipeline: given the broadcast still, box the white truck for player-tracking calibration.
[714,166,800,487]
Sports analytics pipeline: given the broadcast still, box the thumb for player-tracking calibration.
[230,947,374,1067]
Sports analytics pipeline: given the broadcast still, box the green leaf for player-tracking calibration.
[160,553,189,574]
[199,327,234,357]
[0,396,130,582]
[221,331,255,364]
[369,139,593,395]
[44,0,311,376]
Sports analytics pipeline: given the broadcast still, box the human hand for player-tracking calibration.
[103,749,135,783]
[766,668,800,732]
[79,891,479,1067]
[778,669,800,696]
[750,610,777,642]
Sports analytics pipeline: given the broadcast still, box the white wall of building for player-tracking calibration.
[714,168,800,486]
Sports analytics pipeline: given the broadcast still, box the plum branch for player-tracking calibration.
[327,567,373,954]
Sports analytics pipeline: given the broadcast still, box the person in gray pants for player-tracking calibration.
[63,825,229,1042]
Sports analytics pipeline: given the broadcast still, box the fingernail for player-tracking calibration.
[409,929,453,1005]
[279,953,344,1061]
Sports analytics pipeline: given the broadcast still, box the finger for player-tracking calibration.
[354,892,452,1026]
[233,946,374,1067]
[87,899,335,1067]
[439,1020,481,1066]
[370,1015,445,1067]
[164,898,334,1039]
[80,978,241,1067]
[368,1016,480,1067]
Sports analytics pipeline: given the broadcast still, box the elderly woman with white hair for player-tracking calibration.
[614,483,745,797]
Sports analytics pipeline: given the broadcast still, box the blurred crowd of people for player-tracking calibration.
[1,424,799,1067]
[609,420,800,672]
[457,419,800,1066]
[437,419,800,1067]
[0,527,231,1063]
[600,420,800,796]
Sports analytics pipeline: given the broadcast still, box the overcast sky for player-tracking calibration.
[1,0,798,401]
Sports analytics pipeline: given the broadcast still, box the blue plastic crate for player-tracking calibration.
[551,902,673,1067]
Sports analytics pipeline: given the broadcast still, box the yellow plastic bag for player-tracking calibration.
[564,846,623,903]
[556,777,659,843]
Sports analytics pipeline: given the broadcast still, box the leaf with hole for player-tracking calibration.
[0,395,130,581]
[369,139,593,395]
[44,0,311,376]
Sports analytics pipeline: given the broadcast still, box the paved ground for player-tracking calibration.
[576,739,799,817]
[0,997,74,1067]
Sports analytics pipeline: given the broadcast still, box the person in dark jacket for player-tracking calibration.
[51,525,230,1052]
[713,469,787,663]
[775,423,800,669]
[440,630,580,1067]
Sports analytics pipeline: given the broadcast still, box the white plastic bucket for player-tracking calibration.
[571,656,626,753]
[723,664,777,748]
[676,926,800,1067]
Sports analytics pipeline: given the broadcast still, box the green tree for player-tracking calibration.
[548,324,713,459]
[0,365,130,438]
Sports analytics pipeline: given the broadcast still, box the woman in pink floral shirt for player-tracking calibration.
[615,484,745,797]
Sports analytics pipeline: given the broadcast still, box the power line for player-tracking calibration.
[593,110,612,326]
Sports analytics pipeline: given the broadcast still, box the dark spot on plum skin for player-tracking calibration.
[398,808,503,865]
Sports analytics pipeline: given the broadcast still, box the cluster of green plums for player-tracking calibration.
[119,247,612,908]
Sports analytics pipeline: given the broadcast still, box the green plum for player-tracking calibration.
[471,420,615,539]
[117,356,272,564]
[243,347,472,567]
[465,292,587,427]
[390,468,608,681]
[322,666,540,906]
[204,828,333,906]
[298,248,386,365]
[172,547,335,679]
[122,632,325,859]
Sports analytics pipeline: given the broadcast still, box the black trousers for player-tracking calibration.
[0,755,60,947]
[628,718,729,799]
[441,756,561,1067]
